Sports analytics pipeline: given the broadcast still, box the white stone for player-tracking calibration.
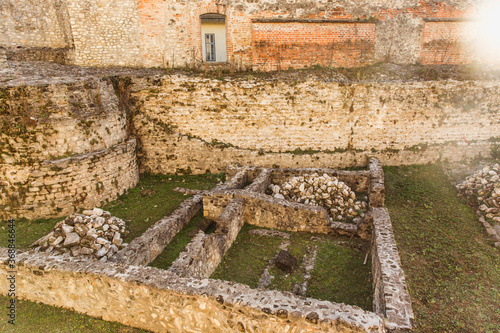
[61,225,74,235]
[63,233,80,247]
[96,237,109,245]
[93,208,104,216]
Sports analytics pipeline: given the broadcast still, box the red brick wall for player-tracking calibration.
[421,21,477,65]
[252,22,375,71]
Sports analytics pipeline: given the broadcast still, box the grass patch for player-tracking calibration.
[385,165,500,332]
[103,172,223,242]
[148,212,204,270]
[307,240,372,311]
[0,217,64,249]
[266,233,313,292]
[0,295,150,332]
[211,224,283,288]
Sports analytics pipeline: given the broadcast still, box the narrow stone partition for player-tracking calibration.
[369,208,414,331]
[170,168,272,278]
[110,168,248,266]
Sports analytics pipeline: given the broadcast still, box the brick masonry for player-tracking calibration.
[0,0,487,69]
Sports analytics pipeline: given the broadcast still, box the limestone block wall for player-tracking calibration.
[130,75,500,174]
[65,0,142,67]
[0,139,138,220]
[0,78,138,220]
[0,250,385,333]
[0,0,73,49]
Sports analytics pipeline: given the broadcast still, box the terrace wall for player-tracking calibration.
[130,75,500,174]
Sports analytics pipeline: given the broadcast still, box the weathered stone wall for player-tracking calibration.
[65,0,142,67]
[0,0,73,49]
[0,250,385,332]
[0,0,483,68]
[135,0,478,69]
[0,139,139,220]
[131,75,500,174]
[169,197,245,279]
[110,168,248,266]
[370,208,414,331]
[0,78,138,220]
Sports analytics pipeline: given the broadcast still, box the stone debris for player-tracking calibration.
[269,173,367,222]
[31,208,128,261]
[293,244,318,297]
[456,163,500,240]
[275,250,298,273]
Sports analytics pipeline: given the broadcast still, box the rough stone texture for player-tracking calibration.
[204,189,334,234]
[370,208,414,331]
[65,0,142,67]
[369,158,385,208]
[0,250,385,333]
[231,166,370,193]
[168,197,245,279]
[275,250,298,273]
[131,75,500,174]
[0,0,73,50]
[0,0,482,69]
[110,169,248,266]
[244,168,272,193]
[0,47,7,69]
[0,139,139,220]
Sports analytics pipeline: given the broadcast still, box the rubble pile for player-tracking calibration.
[269,173,367,221]
[31,208,128,261]
[456,164,500,224]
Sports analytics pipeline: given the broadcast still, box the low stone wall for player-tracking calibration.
[0,139,139,220]
[204,189,333,234]
[0,250,385,333]
[370,208,414,332]
[110,169,249,266]
[168,198,245,279]
[369,158,385,208]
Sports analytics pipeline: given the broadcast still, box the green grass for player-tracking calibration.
[385,165,500,332]
[0,217,64,249]
[103,172,223,243]
[307,240,372,311]
[0,295,150,332]
[148,211,204,269]
[211,224,283,288]
[212,225,372,310]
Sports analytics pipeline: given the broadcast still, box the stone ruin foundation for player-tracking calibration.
[0,158,414,332]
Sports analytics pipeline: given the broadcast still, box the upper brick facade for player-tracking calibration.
[0,0,485,69]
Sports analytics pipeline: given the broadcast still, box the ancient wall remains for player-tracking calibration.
[0,249,385,333]
[421,19,478,64]
[0,78,139,219]
[130,74,500,174]
[65,0,142,67]
[0,0,73,49]
[252,21,376,71]
[0,0,485,69]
